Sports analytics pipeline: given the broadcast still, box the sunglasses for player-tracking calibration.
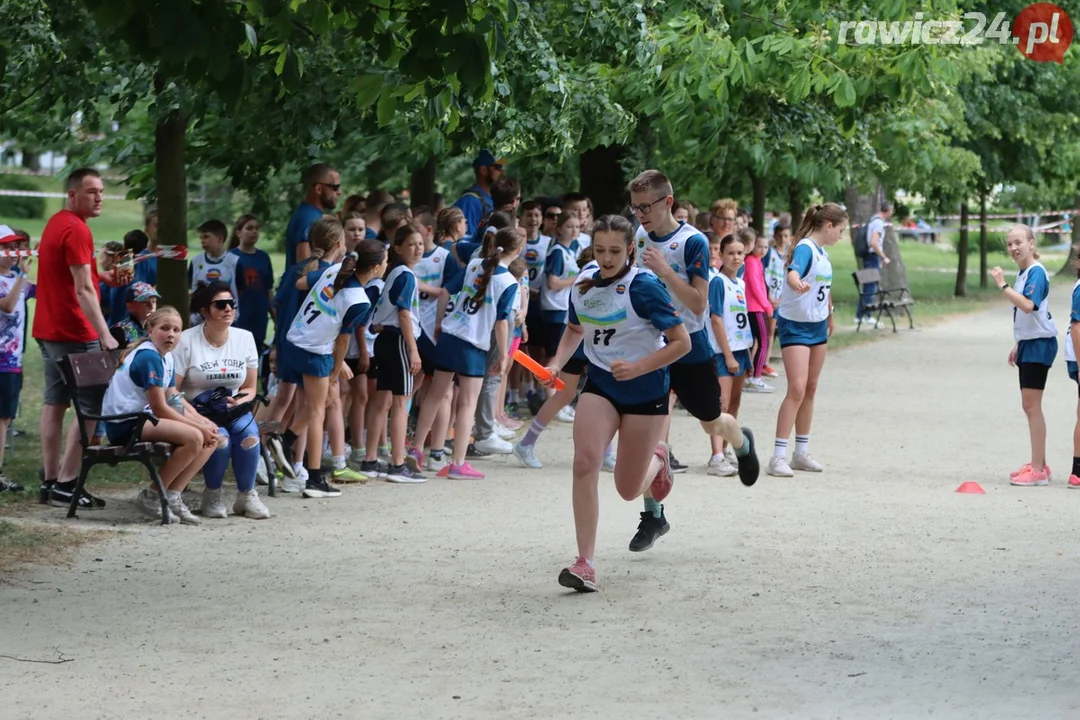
[320,182,342,191]
[544,212,562,219]
[210,299,236,311]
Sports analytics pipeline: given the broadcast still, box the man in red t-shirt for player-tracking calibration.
[33,168,118,510]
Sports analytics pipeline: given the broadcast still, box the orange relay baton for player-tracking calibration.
[513,349,565,391]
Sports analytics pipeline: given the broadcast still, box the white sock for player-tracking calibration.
[795,435,810,454]
[710,453,723,464]
[333,455,346,470]
[773,438,788,459]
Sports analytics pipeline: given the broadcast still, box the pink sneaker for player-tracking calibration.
[448,463,485,479]
[1069,474,1080,490]
[436,464,451,478]
[1011,465,1051,487]
[499,415,523,431]
[649,442,673,502]
[558,557,597,593]
[1009,463,1049,480]
[406,447,424,472]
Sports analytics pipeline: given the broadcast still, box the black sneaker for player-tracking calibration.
[526,392,544,418]
[736,427,760,487]
[359,459,387,478]
[48,483,107,510]
[668,452,688,474]
[0,473,24,493]
[466,443,489,459]
[38,471,53,504]
[302,478,342,498]
[385,464,427,484]
[629,508,670,552]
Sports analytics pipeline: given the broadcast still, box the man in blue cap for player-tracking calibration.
[453,150,506,235]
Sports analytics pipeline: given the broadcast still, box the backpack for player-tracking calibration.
[853,222,870,257]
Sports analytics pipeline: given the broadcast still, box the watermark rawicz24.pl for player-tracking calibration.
[837,3,1074,62]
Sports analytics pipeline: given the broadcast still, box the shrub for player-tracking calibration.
[0,175,46,219]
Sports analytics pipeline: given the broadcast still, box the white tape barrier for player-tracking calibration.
[0,245,189,260]
[0,189,128,200]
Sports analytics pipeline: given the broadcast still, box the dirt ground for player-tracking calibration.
[3,285,1080,719]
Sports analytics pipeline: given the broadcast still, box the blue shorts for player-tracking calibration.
[1069,360,1078,383]
[280,342,331,381]
[0,371,23,418]
[434,332,487,378]
[1016,337,1057,366]
[105,418,139,446]
[717,349,752,377]
[777,317,828,348]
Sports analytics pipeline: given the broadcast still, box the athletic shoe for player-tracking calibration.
[763,365,779,378]
[167,494,201,525]
[267,436,296,479]
[629,508,670,552]
[504,403,524,421]
[293,465,309,483]
[736,428,761,487]
[558,557,598,593]
[281,476,306,493]
[1010,466,1050,487]
[350,447,367,466]
[791,451,823,472]
[513,441,543,469]
[649,442,674,502]
[201,488,228,518]
[1069,474,1080,490]
[499,415,524,431]
[668,451,688,474]
[743,377,775,394]
[465,443,490,459]
[49,483,106,510]
[135,488,174,522]
[359,460,387,478]
[385,464,427,483]
[377,445,391,462]
[303,478,342,498]
[601,447,616,473]
[405,447,424,472]
[494,422,517,441]
[474,435,513,455]
[766,455,794,477]
[526,392,544,418]
[436,464,452,478]
[448,463,485,479]
[0,472,24,492]
[425,454,449,473]
[38,479,54,504]
[1009,463,1052,481]
[707,455,737,477]
[255,456,270,486]
[331,466,368,484]
[233,489,271,519]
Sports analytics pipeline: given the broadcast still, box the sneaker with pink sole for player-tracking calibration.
[1011,465,1051,487]
[447,463,485,479]
[558,557,597,593]
[1069,474,1080,490]
[649,442,674,502]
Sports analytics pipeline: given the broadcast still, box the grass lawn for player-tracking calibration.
[0,173,147,244]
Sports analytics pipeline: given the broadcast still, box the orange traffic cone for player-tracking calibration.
[955,481,986,494]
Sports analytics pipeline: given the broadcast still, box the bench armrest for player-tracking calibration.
[82,411,161,427]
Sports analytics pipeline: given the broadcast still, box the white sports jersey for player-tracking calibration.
[540,243,579,313]
[707,273,752,354]
[576,232,592,249]
[523,235,551,292]
[572,266,664,371]
[190,252,240,299]
[102,344,175,417]
[634,223,707,334]
[442,258,519,351]
[415,245,451,338]
[1013,261,1057,342]
[287,263,370,355]
[371,265,421,339]
[765,247,786,302]
[362,277,385,356]
[1067,280,1080,363]
[779,238,833,323]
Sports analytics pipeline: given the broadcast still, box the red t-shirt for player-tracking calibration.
[32,209,100,343]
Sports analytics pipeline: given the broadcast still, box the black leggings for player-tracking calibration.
[748,311,768,378]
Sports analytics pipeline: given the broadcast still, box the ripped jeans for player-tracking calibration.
[202,412,260,492]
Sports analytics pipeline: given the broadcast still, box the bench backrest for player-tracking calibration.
[853,268,881,287]
[61,350,119,391]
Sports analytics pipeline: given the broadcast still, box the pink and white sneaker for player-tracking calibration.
[1011,465,1051,487]
[436,464,452,478]
[558,556,597,593]
[649,441,674,502]
[406,447,424,472]
[1069,474,1080,490]
[447,463,485,479]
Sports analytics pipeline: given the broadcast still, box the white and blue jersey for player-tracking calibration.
[707,272,752,354]
[764,247,786,303]
[189,251,240,300]
[415,245,458,340]
[101,344,175,418]
[634,221,711,364]
[540,241,580,322]
[286,263,374,356]
[359,278,384,359]
[441,259,519,351]
[569,266,682,404]
[273,259,330,350]
[1014,261,1057,366]
[371,265,421,339]
[1065,279,1080,380]
[523,234,551,292]
[779,238,832,323]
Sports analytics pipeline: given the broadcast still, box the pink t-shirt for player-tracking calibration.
[742,255,771,313]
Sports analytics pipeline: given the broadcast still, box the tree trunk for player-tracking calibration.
[579,145,626,217]
[1057,193,1080,276]
[749,170,766,235]
[20,149,40,172]
[979,191,988,288]
[844,182,884,270]
[155,104,189,325]
[955,204,969,297]
[409,155,437,209]
[788,180,803,230]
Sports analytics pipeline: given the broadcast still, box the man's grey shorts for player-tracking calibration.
[38,340,105,415]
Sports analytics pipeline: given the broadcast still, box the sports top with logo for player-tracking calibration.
[765,247,786,302]
[707,270,753,354]
[441,257,519,352]
[1013,260,1058,367]
[102,343,176,417]
[779,238,833,323]
[523,234,552,292]
[540,242,580,313]
[414,245,455,339]
[1066,279,1080,365]
[371,265,421,339]
[570,266,682,405]
[286,263,373,356]
[190,251,240,296]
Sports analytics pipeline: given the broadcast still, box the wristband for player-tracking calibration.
[999,283,1009,292]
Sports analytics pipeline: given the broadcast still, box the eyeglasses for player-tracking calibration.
[712,215,736,223]
[210,299,236,311]
[627,197,668,216]
[320,182,342,191]
[544,212,561,219]
[491,164,504,171]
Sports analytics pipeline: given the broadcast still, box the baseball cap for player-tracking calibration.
[0,225,22,244]
[126,282,161,303]
[473,150,508,168]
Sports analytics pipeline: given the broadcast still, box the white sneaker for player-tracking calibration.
[791,451,823,472]
[495,422,517,440]
[513,441,543,469]
[201,487,228,518]
[707,456,738,477]
[602,448,617,473]
[744,377,775,394]
[766,456,794,477]
[233,489,271,519]
[167,493,201,525]
[425,454,449,472]
[135,488,176,522]
[555,407,575,423]
[292,464,309,482]
[282,476,306,493]
[474,434,513,454]
[856,316,878,328]
[256,456,270,486]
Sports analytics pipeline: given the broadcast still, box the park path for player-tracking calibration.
[4,283,1080,719]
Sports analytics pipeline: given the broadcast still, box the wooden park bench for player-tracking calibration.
[852,268,915,333]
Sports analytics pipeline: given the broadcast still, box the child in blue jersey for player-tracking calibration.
[540,213,582,366]
[101,307,219,524]
[229,214,275,352]
[289,240,387,498]
[409,227,525,479]
[628,170,760,552]
[706,234,753,477]
[544,215,690,593]
[767,204,844,478]
[189,220,240,325]
[1065,255,1080,489]
[764,222,792,377]
[363,225,426,482]
[990,224,1058,487]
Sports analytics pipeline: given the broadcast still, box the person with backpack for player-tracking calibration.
[855,201,892,327]
[452,150,507,235]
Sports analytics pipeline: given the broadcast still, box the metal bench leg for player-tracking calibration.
[67,463,91,519]
[139,458,171,526]
[904,305,914,329]
[262,442,277,497]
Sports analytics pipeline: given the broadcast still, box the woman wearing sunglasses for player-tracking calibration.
[173,280,270,520]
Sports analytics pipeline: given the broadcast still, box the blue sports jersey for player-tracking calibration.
[231,247,274,348]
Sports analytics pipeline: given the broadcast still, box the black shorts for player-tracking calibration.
[582,378,668,416]
[563,354,588,376]
[525,301,546,351]
[375,332,415,396]
[344,357,361,375]
[670,358,722,422]
[544,322,566,358]
[1018,362,1050,391]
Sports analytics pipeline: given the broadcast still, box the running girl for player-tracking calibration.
[767,204,844,477]
[101,307,218,524]
[548,215,690,593]
[990,224,1058,487]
